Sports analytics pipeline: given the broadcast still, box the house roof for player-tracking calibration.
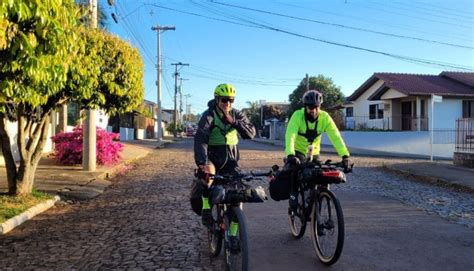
[348,72,474,101]
[440,71,474,87]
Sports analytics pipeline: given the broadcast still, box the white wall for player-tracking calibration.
[352,80,394,129]
[352,79,384,120]
[321,131,454,159]
[0,121,54,166]
[136,129,146,140]
[428,98,462,130]
[96,109,109,130]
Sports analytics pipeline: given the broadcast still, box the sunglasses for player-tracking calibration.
[306,104,320,110]
[220,97,235,104]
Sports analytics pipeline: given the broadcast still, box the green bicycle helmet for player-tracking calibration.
[214,83,236,97]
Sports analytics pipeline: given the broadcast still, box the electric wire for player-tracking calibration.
[209,0,473,50]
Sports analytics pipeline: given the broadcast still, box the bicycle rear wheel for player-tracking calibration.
[224,206,249,271]
[288,188,306,239]
[208,204,224,256]
[311,189,344,265]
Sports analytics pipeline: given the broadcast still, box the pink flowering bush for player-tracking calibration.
[52,126,123,166]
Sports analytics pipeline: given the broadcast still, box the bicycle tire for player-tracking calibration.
[224,206,249,271]
[208,204,224,257]
[288,187,306,239]
[311,189,344,265]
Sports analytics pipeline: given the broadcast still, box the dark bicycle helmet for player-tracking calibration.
[302,90,323,106]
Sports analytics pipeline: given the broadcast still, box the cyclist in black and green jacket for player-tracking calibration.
[193,83,256,232]
[285,89,351,212]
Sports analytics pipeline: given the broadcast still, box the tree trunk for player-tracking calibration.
[0,113,18,195]
[15,113,50,196]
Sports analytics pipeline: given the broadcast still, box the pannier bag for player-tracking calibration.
[190,178,207,216]
[269,169,292,201]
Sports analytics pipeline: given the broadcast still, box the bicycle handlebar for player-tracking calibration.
[211,169,275,182]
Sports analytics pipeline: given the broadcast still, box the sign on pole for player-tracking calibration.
[430,94,442,161]
[433,95,443,103]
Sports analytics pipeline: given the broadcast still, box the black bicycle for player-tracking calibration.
[288,160,352,265]
[207,171,272,271]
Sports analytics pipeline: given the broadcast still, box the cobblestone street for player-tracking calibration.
[0,139,472,270]
[0,139,221,270]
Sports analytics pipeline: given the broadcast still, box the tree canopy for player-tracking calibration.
[288,75,345,115]
[0,0,144,195]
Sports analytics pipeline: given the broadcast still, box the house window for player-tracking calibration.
[67,103,80,126]
[346,107,353,117]
[463,100,474,118]
[369,104,384,119]
[377,106,384,119]
[369,104,376,119]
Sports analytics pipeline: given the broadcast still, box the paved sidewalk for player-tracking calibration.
[0,138,173,200]
[253,138,474,192]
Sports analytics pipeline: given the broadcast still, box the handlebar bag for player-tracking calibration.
[269,169,292,201]
[210,183,267,204]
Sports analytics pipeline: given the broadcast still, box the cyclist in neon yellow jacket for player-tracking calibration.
[285,89,351,211]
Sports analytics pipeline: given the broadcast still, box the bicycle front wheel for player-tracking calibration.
[311,189,344,265]
[224,206,249,271]
[208,204,224,257]
[288,188,306,239]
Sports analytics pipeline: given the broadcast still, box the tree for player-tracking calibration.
[263,104,286,121]
[288,74,345,117]
[182,113,199,123]
[245,101,261,130]
[0,1,144,195]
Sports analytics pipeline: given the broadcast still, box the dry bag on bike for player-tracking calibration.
[269,169,292,201]
[210,184,267,204]
[190,178,206,216]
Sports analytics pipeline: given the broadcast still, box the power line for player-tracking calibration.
[190,0,283,31]
[210,0,473,50]
[161,55,300,83]
[380,1,473,22]
[274,1,472,42]
[185,71,298,86]
[145,3,266,30]
[395,0,474,18]
[347,1,473,30]
[151,3,474,71]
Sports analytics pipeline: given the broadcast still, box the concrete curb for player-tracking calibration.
[381,165,474,194]
[0,195,61,235]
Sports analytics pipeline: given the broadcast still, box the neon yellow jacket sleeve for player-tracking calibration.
[285,109,302,156]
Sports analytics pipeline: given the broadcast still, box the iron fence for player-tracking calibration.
[456,118,474,153]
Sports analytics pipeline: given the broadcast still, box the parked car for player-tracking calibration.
[186,128,196,137]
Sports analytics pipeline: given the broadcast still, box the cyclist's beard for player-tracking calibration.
[305,111,318,122]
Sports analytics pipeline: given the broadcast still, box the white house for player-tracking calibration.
[345,71,474,131]
[332,71,474,159]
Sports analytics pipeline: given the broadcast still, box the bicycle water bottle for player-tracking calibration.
[307,143,314,162]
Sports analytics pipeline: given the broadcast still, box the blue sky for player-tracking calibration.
[103,0,474,114]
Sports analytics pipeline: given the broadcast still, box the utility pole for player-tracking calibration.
[184,94,191,124]
[305,73,309,92]
[83,0,98,172]
[171,62,189,137]
[179,78,188,124]
[151,25,175,141]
